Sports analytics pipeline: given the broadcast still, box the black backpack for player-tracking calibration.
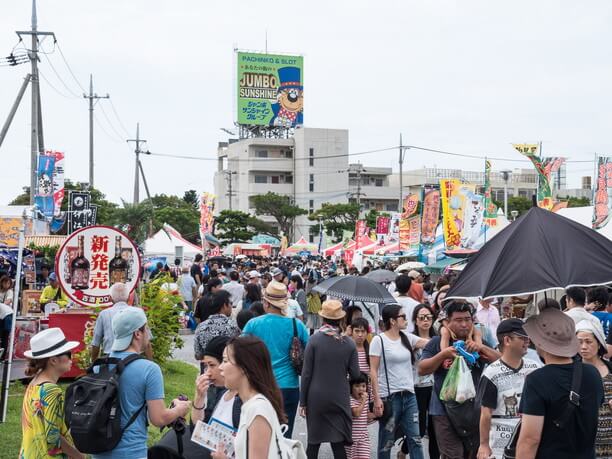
[64,354,145,454]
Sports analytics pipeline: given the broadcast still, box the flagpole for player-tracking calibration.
[484,157,487,244]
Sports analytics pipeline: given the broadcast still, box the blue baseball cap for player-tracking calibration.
[49,272,57,282]
[112,307,147,351]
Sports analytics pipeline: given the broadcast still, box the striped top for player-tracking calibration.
[350,396,369,442]
[596,371,612,457]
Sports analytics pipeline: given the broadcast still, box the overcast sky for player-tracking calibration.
[1,0,611,206]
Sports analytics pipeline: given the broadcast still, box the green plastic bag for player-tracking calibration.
[439,356,461,402]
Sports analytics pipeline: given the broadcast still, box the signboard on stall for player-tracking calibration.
[55,226,141,307]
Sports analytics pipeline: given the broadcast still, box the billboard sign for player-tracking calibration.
[237,52,304,127]
[56,226,141,307]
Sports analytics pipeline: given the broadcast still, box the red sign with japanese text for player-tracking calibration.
[55,226,141,307]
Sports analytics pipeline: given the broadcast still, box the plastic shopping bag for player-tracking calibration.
[455,356,476,402]
[439,356,461,402]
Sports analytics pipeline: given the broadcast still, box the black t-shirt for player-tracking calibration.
[190,263,202,283]
[518,363,604,459]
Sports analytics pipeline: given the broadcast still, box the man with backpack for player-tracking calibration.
[89,307,190,458]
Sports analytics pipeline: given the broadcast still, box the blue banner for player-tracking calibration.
[34,153,55,220]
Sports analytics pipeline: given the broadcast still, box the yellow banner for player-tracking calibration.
[512,143,539,154]
[440,179,476,250]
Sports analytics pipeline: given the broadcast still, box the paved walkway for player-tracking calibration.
[172,334,410,458]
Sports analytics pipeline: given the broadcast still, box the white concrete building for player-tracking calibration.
[214,127,349,241]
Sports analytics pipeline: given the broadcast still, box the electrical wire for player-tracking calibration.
[56,42,86,93]
[108,98,131,136]
[38,69,76,99]
[98,102,126,141]
[41,52,80,98]
[93,114,124,144]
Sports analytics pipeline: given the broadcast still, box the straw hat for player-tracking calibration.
[523,308,578,358]
[24,327,79,359]
[318,300,346,321]
[263,280,288,310]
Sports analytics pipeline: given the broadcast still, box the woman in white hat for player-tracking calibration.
[576,320,612,458]
[20,327,83,459]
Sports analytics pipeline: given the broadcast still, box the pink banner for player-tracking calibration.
[376,216,390,235]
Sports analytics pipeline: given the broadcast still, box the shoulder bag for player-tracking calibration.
[369,335,394,425]
[289,318,304,375]
[503,360,583,459]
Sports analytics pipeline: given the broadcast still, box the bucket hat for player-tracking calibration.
[263,280,288,310]
[523,308,578,358]
[318,300,346,321]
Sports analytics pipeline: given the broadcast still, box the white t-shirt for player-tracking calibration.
[178,274,196,301]
[479,358,542,457]
[566,307,605,336]
[286,298,303,319]
[369,332,420,397]
[223,281,245,308]
[211,391,235,427]
[396,296,420,333]
[234,394,281,459]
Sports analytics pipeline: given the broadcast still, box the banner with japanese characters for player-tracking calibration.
[440,179,476,250]
[35,153,56,220]
[421,188,440,245]
[375,216,390,235]
[199,192,216,251]
[67,192,97,234]
[51,151,65,217]
[593,156,612,229]
[354,220,367,250]
[55,226,141,307]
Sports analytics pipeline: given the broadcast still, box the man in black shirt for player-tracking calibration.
[518,308,604,459]
[190,254,204,288]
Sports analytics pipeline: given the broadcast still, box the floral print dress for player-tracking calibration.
[20,382,74,459]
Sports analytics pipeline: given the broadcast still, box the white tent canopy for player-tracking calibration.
[142,224,202,261]
[556,206,612,241]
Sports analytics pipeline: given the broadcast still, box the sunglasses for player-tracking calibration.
[395,314,407,320]
[417,315,434,321]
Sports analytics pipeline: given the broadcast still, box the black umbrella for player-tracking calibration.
[364,269,397,284]
[446,206,612,301]
[313,275,397,304]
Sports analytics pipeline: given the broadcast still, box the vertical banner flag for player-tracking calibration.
[375,216,390,245]
[199,193,216,252]
[68,192,95,234]
[483,160,498,227]
[420,188,440,245]
[513,144,566,210]
[354,220,366,250]
[593,157,612,229]
[461,193,485,249]
[440,180,476,250]
[400,194,420,252]
[51,151,65,217]
[35,152,56,220]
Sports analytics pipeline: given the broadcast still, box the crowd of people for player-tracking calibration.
[14,253,612,458]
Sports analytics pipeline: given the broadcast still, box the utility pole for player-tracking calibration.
[398,133,409,213]
[349,163,366,217]
[0,74,31,148]
[224,170,237,210]
[83,74,109,188]
[127,123,147,204]
[16,0,55,204]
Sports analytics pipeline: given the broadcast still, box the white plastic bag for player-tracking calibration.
[455,356,476,403]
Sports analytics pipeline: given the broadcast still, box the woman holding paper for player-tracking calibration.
[213,336,292,459]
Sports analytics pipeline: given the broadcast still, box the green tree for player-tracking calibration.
[182,190,199,209]
[149,194,200,243]
[251,192,307,241]
[112,201,154,244]
[494,196,533,217]
[309,202,359,242]
[215,210,272,243]
[560,196,591,207]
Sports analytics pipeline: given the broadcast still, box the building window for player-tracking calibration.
[271,176,280,184]
[375,202,384,211]
[309,199,314,215]
[283,149,293,158]
[285,175,293,184]
[375,178,383,187]
[254,175,267,184]
[386,203,396,211]
[256,150,268,158]
[309,183,314,192]
[309,148,314,167]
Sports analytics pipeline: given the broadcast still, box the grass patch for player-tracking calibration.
[0,360,198,459]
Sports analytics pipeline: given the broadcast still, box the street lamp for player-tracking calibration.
[500,170,512,217]
[511,210,519,221]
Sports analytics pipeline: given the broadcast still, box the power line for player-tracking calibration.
[41,52,80,98]
[98,101,125,141]
[108,98,131,136]
[93,113,123,144]
[38,69,75,99]
[55,41,86,93]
